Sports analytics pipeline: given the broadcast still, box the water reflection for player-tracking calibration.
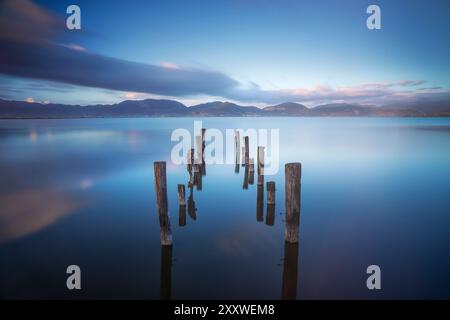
[160,244,173,300]
[281,242,299,300]
[0,187,82,244]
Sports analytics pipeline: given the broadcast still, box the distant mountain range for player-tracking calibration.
[0,98,449,118]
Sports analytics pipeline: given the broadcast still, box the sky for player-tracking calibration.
[0,0,449,107]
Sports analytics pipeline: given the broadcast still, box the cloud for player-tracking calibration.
[397,80,426,87]
[25,97,34,103]
[0,0,448,107]
[0,0,239,98]
[60,43,87,52]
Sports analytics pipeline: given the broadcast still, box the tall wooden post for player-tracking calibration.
[179,205,186,227]
[267,181,275,205]
[177,184,186,206]
[248,158,254,185]
[195,135,202,164]
[201,128,206,153]
[257,146,265,175]
[266,203,275,226]
[243,164,249,189]
[235,130,241,165]
[244,136,249,166]
[285,163,301,243]
[153,161,172,246]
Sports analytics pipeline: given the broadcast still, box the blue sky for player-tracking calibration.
[1,0,449,106]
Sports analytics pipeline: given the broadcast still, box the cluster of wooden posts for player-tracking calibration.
[153,128,302,246]
[153,128,302,299]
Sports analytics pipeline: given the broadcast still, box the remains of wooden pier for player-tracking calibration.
[153,161,172,246]
[284,163,301,243]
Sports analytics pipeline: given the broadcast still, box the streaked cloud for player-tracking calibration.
[0,0,448,107]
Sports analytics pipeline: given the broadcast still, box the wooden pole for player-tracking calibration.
[153,161,172,246]
[195,135,202,164]
[257,146,265,175]
[285,163,301,243]
[281,241,299,300]
[179,205,186,227]
[178,184,186,206]
[243,164,249,189]
[257,173,264,186]
[248,158,255,185]
[235,130,241,165]
[244,136,249,166]
[266,203,275,226]
[201,128,206,155]
[267,181,275,205]
[241,146,245,166]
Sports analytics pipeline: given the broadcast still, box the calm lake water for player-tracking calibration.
[1,117,450,299]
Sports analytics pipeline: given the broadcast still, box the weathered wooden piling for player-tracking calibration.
[281,241,299,300]
[241,146,245,166]
[267,181,275,205]
[257,172,264,186]
[243,164,249,189]
[179,205,186,227]
[195,135,202,164]
[285,163,301,243]
[178,184,186,206]
[266,203,275,226]
[195,168,202,191]
[235,130,241,165]
[244,136,249,165]
[257,185,264,222]
[187,148,194,173]
[153,161,172,246]
[257,146,265,175]
[160,244,173,300]
[201,128,206,155]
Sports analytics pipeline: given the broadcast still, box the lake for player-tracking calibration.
[1,117,450,299]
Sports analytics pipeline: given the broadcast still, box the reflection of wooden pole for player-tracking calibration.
[195,165,202,191]
[153,161,172,246]
[257,185,264,222]
[285,163,301,243]
[266,204,275,226]
[281,241,299,300]
[160,244,173,300]
[178,186,186,225]
[267,181,275,205]
[178,184,185,206]
[188,185,196,220]
[244,136,249,165]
